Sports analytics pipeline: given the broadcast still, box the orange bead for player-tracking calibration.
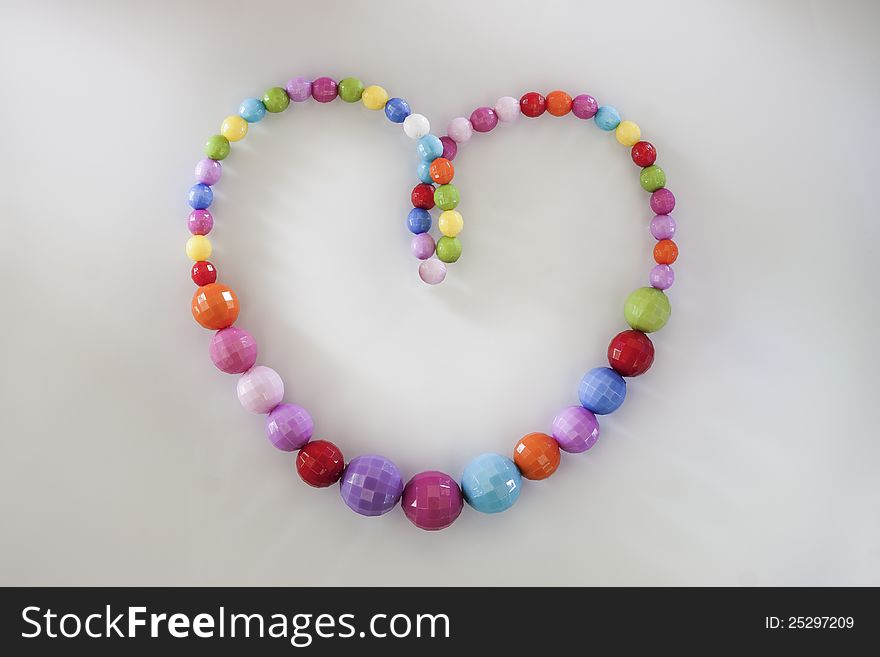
[545,90,573,117]
[514,432,561,480]
[653,239,679,265]
[191,283,239,330]
[429,157,454,185]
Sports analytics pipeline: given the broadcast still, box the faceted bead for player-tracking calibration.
[191,283,239,330]
[220,115,248,142]
[546,90,573,116]
[615,120,641,146]
[187,183,213,210]
[361,85,388,110]
[403,113,430,139]
[653,239,678,264]
[339,454,404,516]
[194,158,222,186]
[650,264,675,290]
[285,77,312,102]
[494,96,519,123]
[296,439,345,487]
[407,207,432,234]
[439,136,457,160]
[417,134,443,161]
[571,94,598,119]
[236,365,284,414]
[460,453,521,514]
[186,235,212,262]
[470,106,498,132]
[435,236,462,263]
[438,210,463,237]
[650,188,676,214]
[384,97,411,123]
[631,141,656,167]
[640,165,666,192]
[262,87,290,113]
[265,403,313,451]
[434,184,459,211]
[513,432,561,480]
[624,287,671,333]
[209,326,258,374]
[411,183,435,209]
[429,157,454,184]
[238,97,266,122]
[402,471,463,531]
[607,329,655,377]
[418,258,447,285]
[519,92,546,118]
[650,214,676,240]
[204,135,230,160]
[311,77,338,103]
[188,209,214,235]
[551,406,600,453]
[337,77,364,103]
[594,105,621,130]
[447,116,473,143]
[578,367,627,415]
[417,161,433,184]
[410,233,435,260]
[191,260,217,286]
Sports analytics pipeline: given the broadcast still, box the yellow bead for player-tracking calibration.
[615,120,641,147]
[361,85,389,110]
[438,210,464,237]
[186,235,212,261]
[220,115,248,142]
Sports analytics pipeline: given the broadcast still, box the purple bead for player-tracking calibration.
[339,455,404,516]
[470,106,498,133]
[194,158,222,186]
[439,136,457,161]
[285,76,312,102]
[311,77,338,103]
[402,470,463,531]
[209,327,258,374]
[650,214,677,240]
[551,405,600,453]
[188,209,214,235]
[650,264,675,290]
[265,403,313,451]
[651,188,676,215]
[411,233,435,260]
[571,94,599,119]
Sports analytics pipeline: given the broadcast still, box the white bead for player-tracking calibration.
[236,365,284,414]
[403,113,430,139]
[494,96,520,124]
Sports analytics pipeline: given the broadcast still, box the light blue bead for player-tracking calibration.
[460,453,521,514]
[239,98,266,123]
[417,134,443,161]
[187,183,213,210]
[407,208,432,234]
[384,97,411,123]
[578,367,626,415]
[594,105,620,131]
[417,160,434,184]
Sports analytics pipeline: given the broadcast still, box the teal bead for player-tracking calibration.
[624,287,671,333]
[434,184,460,211]
[639,165,666,192]
[461,454,521,514]
[594,105,620,130]
[417,161,433,184]
[435,236,462,263]
[337,77,365,103]
[417,135,443,161]
[262,87,290,113]
[204,135,230,160]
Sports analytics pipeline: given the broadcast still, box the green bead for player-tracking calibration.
[624,287,671,333]
[337,77,365,103]
[434,184,460,211]
[639,165,666,192]
[262,87,290,113]
[436,236,462,263]
[204,134,230,160]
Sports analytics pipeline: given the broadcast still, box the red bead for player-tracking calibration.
[411,183,435,210]
[607,330,655,377]
[296,440,345,488]
[519,92,546,118]
[631,141,657,167]
[191,261,217,286]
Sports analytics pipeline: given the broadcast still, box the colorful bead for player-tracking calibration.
[384,97,411,123]
[434,184,459,211]
[417,135,443,161]
[519,92,546,118]
[438,210,463,237]
[578,367,627,415]
[571,94,598,119]
[429,158,454,185]
[410,233,435,260]
[418,258,447,285]
[513,432,561,480]
[447,117,473,143]
[594,105,621,130]
[649,264,675,290]
[435,236,462,263]
[402,471,463,531]
[209,326,258,374]
[236,365,284,414]
[188,209,214,235]
[311,77,338,103]
[339,454,404,516]
[650,188,676,214]
[439,136,457,160]
[640,165,666,192]
[470,106,498,132]
[220,115,248,142]
[361,85,388,110]
[186,235,212,261]
[624,287,671,333]
[266,403,313,451]
[337,77,364,103]
[546,90,572,116]
[411,183,435,209]
[407,207,432,234]
[494,96,519,123]
[296,439,345,488]
[615,120,641,147]
[187,183,213,210]
[239,98,266,123]
[460,453,521,514]
[403,113,430,139]
[285,77,312,102]
[262,87,290,113]
[650,214,676,240]
[417,161,433,184]
[194,158,222,186]
[204,135,230,160]
[607,330,654,377]
[631,141,656,167]
[191,260,217,286]
[191,283,239,330]
[551,406,600,453]
[653,239,678,264]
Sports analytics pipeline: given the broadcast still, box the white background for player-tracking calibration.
[1,0,877,586]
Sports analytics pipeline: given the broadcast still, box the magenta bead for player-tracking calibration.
[439,136,457,161]
[285,76,312,102]
[650,264,675,290]
[209,326,258,374]
[311,77,338,103]
[650,214,677,240]
[236,366,284,414]
[266,403,314,451]
[188,209,214,235]
[447,117,473,143]
[194,158,222,186]
[402,471,464,531]
[551,405,600,453]
[411,233,435,260]
[571,94,599,119]
[650,188,676,215]
[470,107,498,133]
[418,258,447,285]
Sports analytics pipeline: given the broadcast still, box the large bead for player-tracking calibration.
[236,365,284,414]
[551,406,600,453]
[578,367,627,415]
[209,326,257,374]
[460,453,521,514]
[339,455,404,516]
[402,471,463,531]
[191,283,239,330]
[513,432,560,480]
[607,330,655,377]
[624,287,671,333]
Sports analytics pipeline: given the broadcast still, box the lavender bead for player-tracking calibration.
[265,403,313,451]
[651,188,676,215]
[188,209,214,235]
[571,94,598,119]
[551,405,600,453]
[447,117,473,143]
[194,158,222,186]
[418,258,447,285]
[210,326,258,374]
[236,365,284,414]
[285,76,312,102]
[339,455,404,516]
[311,77,338,103]
[470,106,498,133]
[650,264,675,290]
[411,233,435,260]
[650,214,677,240]
[494,96,520,124]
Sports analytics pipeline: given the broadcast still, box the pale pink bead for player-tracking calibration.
[494,96,520,124]
[237,365,284,413]
[447,117,473,143]
[418,258,447,285]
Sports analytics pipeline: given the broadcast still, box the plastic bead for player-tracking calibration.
[640,165,666,192]
[262,87,290,113]
[653,239,678,264]
[615,120,641,146]
[296,440,345,488]
[402,471,463,531]
[435,236,462,263]
[460,453,521,514]
[384,97,411,123]
[186,235,212,261]
[187,183,213,210]
[266,403,313,451]
[238,98,266,123]
[311,77,338,103]
[494,96,519,123]
[624,287,671,333]
[470,106,498,132]
[410,233,435,260]
[651,188,676,214]
[439,136,457,160]
[417,161,433,184]
[407,207,432,234]
[650,264,675,290]
[191,283,239,330]
[191,260,217,286]
[220,115,248,142]
[546,90,572,116]
[607,330,655,377]
[204,135,230,160]
[188,209,214,235]
[361,85,388,110]
[551,406,600,453]
[434,184,459,211]
[403,113,430,139]
[339,454,404,516]
[337,77,364,103]
[429,158,454,185]
[417,135,443,161]
[513,432,561,480]
[411,183,435,210]
[571,94,598,119]
[209,326,258,374]
[236,365,284,414]
[438,210,463,237]
[631,141,656,167]
[447,117,473,143]
[519,92,546,118]
[418,258,447,285]
[194,158,222,186]
[650,214,676,240]
[578,367,627,415]
[285,77,312,102]
[594,105,621,130]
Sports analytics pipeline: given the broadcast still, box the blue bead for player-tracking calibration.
[187,183,213,210]
[239,98,266,123]
[384,97,411,123]
[416,160,434,184]
[460,454,521,514]
[578,367,626,415]
[417,135,443,161]
[407,208,432,234]
[594,106,621,131]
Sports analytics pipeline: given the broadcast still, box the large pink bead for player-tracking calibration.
[447,117,473,143]
[470,106,498,133]
[265,403,313,451]
[402,470,463,531]
[209,327,258,374]
[236,365,284,413]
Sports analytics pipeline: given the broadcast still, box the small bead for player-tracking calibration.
[631,141,656,167]
[418,258,447,285]
[551,406,600,453]
[429,157,454,185]
[285,76,312,102]
[402,471,463,531]
[514,432,561,480]
[650,264,675,290]
[339,454,404,516]
[410,233,435,260]
[311,77,338,103]
[417,161,433,184]
[204,135,230,160]
[417,134,443,161]
[650,214,677,240]
[191,283,239,330]
[361,85,388,110]
[519,92,546,118]
[407,208,432,234]
[447,117,473,143]
[187,209,214,235]
[651,188,676,214]
[571,94,598,119]
[615,120,641,146]
[434,184,459,211]
[337,77,364,103]
[653,239,679,264]
[220,115,248,142]
[607,330,655,377]
[266,403,313,452]
[438,210,463,237]
[384,97,411,123]
[238,98,266,123]
[624,287,671,333]
[210,326,258,374]
[296,439,345,488]
[187,183,213,210]
[439,136,457,160]
[461,454,521,513]
[494,96,519,123]
[578,367,627,415]
[546,90,573,116]
[403,113,430,139]
[436,236,462,263]
[236,365,284,414]
[594,105,621,130]
[470,106,498,132]
[186,234,212,261]
[640,165,666,192]
[194,158,222,186]
[190,260,217,286]
[410,183,435,209]
[262,87,290,113]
